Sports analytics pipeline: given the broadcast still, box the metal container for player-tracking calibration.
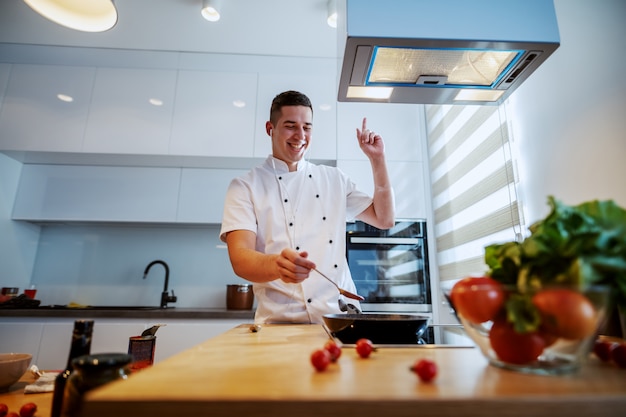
[226,284,254,310]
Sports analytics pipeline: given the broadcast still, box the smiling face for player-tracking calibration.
[267,105,313,172]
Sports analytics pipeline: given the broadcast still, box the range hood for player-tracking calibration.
[337,0,560,105]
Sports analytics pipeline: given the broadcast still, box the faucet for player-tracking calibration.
[143,260,177,309]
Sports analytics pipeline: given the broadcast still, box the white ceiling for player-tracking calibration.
[0,0,339,61]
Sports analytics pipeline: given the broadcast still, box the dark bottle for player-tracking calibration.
[50,320,94,417]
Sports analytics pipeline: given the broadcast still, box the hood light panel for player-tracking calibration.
[368,47,522,87]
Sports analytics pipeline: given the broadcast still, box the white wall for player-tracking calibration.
[509,0,626,224]
[0,153,40,289]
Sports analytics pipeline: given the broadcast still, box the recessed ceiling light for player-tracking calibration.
[57,93,74,102]
[233,100,246,108]
[149,98,164,106]
[23,0,118,32]
[201,0,222,22]
[319,104,332,111]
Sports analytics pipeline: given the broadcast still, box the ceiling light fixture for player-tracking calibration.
[326,0,337,28]
[23,0,118,32]
[201,0,222,22]
[56,93,74,102]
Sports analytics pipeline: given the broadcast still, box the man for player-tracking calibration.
[220,90,395,324]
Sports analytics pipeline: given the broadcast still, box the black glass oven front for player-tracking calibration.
[346,220,431,313]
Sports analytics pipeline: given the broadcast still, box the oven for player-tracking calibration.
[346,219,431,314]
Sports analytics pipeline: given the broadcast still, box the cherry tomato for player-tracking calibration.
[6,413,19,417]
[593,339,618,362]
[355,338,374,358]
[0,403,9,417]
[450,276,505,324]
[489,317,546,365]
[310,349,331,372]
[324,340,342,362]
[411,359,437,382]
[532,289,597,340]
[612,343,626,368]
[19,403,37,417]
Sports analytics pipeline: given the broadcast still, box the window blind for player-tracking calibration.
[425,104,524,284]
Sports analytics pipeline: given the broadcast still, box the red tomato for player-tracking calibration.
[6,413,19,417]
[612,343,626,368]
[532,289,598,340]
[0,403,8,417]
[411,359,437,382]
[489,317,546,365]
[593,339,618,362]
[19,403,37,417]
[323,340,342,362]
[450,276,505,324]
[310,349,331,372]
[355,338,375,359]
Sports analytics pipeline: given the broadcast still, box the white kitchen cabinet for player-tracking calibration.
[337,102,424,162]
[253,72,337,161]
[0,64,95,152]
[170,71,258,158]
[177,168,247,223]
[83,67,177,154]
[0,320,44,364]
[12,164,181,222]
[0,317,245,370]
[337,160,428,220]
[151,319,244,363]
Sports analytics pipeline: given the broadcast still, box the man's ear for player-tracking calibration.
[266,122,273,136]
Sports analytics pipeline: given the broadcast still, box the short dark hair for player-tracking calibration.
[269,90,313,124]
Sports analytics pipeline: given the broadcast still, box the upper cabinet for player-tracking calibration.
[0,64,95,152]
[169,71,257,158]
[83,67,177,155]
[12,164,181,222]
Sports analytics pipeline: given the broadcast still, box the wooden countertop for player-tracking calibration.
[80,324,626,417]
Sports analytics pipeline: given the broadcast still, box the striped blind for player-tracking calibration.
[425,104,524,284]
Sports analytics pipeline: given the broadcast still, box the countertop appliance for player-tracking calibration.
[337,0,560,105]
[346,219,430,314]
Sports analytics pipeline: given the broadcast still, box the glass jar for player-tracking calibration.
[61,353,132,417]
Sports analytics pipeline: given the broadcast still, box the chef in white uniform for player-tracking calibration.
[220,90,395,324]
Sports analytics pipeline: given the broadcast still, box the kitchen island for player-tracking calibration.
[81,324,626,417]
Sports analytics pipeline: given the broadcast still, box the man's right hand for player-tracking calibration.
[276,248,317,284]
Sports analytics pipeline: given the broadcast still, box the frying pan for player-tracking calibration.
[323,313,429,344]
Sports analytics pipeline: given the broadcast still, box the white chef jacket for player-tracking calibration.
[220,156,372,324]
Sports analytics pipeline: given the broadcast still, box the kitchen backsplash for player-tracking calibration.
[29,223,240,308]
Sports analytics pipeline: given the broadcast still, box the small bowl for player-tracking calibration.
[445,282,611,375]
[323,313,429,344]
[0,353,32,391]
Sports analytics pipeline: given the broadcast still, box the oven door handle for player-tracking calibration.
[348,237,421,244]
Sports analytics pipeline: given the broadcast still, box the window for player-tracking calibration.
[425,104,524,284]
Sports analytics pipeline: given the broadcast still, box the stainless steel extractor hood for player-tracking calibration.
[337,0,560,105]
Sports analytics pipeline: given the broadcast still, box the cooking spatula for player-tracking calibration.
[313,268,365,301]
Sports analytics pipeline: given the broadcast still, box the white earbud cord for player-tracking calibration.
[259,156,310,323]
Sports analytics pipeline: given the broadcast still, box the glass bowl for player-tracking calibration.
[445,281,611,375]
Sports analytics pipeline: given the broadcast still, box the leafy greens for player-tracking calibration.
[485,196,626,311]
